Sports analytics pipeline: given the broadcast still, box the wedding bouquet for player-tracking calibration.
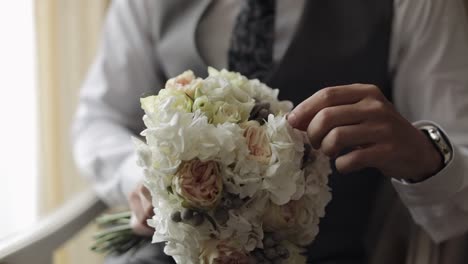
[93,68,332,263]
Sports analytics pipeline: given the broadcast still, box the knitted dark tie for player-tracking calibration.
[228,0,276,82]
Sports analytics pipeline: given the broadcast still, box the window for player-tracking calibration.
[0,1,37,239]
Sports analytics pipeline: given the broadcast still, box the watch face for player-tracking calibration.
[421,125,452,165]
[428,128,440,141]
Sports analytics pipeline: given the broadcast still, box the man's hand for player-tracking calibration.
[288,84,443,182]
[128,183,154,236]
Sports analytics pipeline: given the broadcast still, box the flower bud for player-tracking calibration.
[191,212,204,226]
[181,208,194,221]
[171,211,182,223]
[193,96,215,120]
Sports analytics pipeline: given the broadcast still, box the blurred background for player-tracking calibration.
[0,1,109,263]
[1,1,468,264]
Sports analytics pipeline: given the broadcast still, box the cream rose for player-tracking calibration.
[200,240,251,264]
[165,70,203,99]
[241,121,272,164]
[212,102,243,124]
[173,159,223,210]
[141,89,192,114]
[263,197,320,246]
[262,201,296,231]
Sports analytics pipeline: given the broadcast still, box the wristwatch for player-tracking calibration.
[402,124,453,184]
[419,125,453,166]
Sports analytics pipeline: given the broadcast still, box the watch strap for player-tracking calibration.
[419,125,452,165]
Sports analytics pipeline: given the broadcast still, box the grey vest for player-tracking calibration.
[155,0,394,262]
[267,1,394,263]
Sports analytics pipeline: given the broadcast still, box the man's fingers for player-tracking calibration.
[289,84,383,130]
[129,192,154,236]
[129,191,145,222]
[140,184,152,201]
[139,184,154,217]
[307,104,365,148]
[139,190,154,219]
[128,183,156,236]
[320,124,381,158]
[129,186,154,225]
[335,144,386,174]
[130,213,154,236]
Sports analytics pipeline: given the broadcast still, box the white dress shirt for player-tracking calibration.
[73,0,468,243]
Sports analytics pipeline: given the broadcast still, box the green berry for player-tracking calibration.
[247,256,257,264]
[191,212,204,226]
[283,251,290,259]
[277,245,289,259]
[264,236,276,248]
[171,211,182,223]
[181,209,194,221]
[253,250,265,259]
[214,208,229,225]
[264,248,278,260]
[232,197,243,209]
[272,232,284,242]
[258,109,270,120]
[222,198,233,208]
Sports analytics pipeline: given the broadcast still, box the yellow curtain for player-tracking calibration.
[36,0,110,263]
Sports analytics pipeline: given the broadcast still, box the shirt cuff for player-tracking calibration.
[392,121,462,206]
[117,152,144,203]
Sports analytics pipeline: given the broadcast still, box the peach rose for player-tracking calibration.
[165,70,202,99]
[173,159,223,210]
[241,121,272,164]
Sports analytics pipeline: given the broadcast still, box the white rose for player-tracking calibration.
[212,102,243,124]
[262,201,296,232]
[281,195,328,246]
[207,67,250,93]
[196,70,255,122]
[141,89,192,114]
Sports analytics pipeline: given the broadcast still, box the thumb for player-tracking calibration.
[130,212,154,237]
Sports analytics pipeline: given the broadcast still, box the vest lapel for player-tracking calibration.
[267,0,393,105]
[267,0,313,87]
[263,0,393,261]
[157,0,212,78]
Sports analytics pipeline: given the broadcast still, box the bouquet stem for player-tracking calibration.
[91,211,149,255]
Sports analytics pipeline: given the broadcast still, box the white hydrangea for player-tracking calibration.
[262,115,306,205]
